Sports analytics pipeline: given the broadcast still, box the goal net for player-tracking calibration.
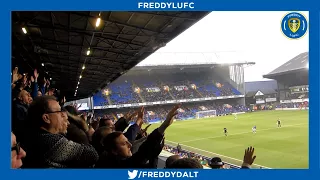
[195,110,217,119]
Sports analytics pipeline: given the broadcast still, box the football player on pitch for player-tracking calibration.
[224,128,228,136]
[277,118,281,128]
[252,125,257,133]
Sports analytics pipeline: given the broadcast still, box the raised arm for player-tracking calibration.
[241,146,256,169]
[124,107,143,142]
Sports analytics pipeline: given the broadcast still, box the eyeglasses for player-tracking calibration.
[45,109,67,114]
[11,142,20,154]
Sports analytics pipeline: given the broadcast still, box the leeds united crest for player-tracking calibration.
[281,12,308,39]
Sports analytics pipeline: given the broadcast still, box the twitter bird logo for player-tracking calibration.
[128,170,138,179]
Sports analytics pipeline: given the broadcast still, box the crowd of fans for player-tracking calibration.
[94,73,242,106]
[11,67,257,169]
[134,78,174,102]
[108,83,142,105]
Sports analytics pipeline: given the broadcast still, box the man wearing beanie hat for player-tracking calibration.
[209,157,225,169]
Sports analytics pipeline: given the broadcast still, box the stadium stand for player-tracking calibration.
[93,64,245,106]
[263,52,309,109]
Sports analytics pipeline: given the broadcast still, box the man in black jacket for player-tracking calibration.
[12,90,33,141]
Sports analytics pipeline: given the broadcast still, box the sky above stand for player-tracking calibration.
[138,11,309,82]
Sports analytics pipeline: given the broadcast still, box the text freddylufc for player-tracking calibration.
[138,2,195,9]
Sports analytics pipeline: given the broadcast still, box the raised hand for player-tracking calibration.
[136,106,145,126]
[124,110,133,120]
[124,110,137,123]
[30,76,35,83]
[12,67,19,83]
[242,146,256,168]
[46,79,50,87]
[33,69,39,81]
[158,104,181,134]
[164,104,181,127]
[137,106,144,120]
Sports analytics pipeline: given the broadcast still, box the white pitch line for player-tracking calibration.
[180,123,307,143]
[165,139,271,169]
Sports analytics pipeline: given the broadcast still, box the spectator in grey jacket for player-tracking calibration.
[21,96,99,168]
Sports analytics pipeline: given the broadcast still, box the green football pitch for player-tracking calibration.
[147,110,309,169]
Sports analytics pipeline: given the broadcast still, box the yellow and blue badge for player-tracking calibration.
[281,12,308,39]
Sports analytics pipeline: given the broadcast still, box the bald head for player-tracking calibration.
[18,90,32,105]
